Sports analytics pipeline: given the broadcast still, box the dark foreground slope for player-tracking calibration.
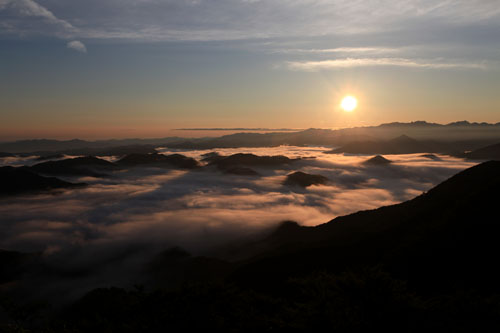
[2,162,500,332]
[233,160,500,293]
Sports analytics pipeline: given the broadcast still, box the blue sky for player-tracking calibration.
[1,0,500,139]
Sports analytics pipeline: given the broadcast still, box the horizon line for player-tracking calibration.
[2,120,500,143]
[174,128,305,131]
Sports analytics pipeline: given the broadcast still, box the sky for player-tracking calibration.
[1,0,500,140]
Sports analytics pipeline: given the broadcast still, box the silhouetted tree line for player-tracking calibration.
[1,267,499,332]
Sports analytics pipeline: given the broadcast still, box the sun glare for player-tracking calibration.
[341,96,357,112]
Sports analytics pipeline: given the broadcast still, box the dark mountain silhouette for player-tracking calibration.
[363,155,392,165]
[224,166,259,176]
[166,129,372,149]
[0,138,182,154]
[420,153,441,160]
[0,166,86,196]
[463,142,500,160]
[7,160,500,332]
[446,120,499,127]
[209,153,299,170]
[0,139,90,154]
[200,153,261,174]
[200,151,224,163]
[381,120,500,128]
[2,122,500,155]
[326,135,447,154]
[231,161,500,296]
[4,161,500,331]
[283,171,329,187]
[30,156,117,177]
[26,145,158,160]
[116,153,199,169]
[0,152,15,157]
[166,122,500,150]
[60,144,158,157]
[35,153,65,161]
[0,249,40,284]
[144,247,233,290]
[378,120,442,128]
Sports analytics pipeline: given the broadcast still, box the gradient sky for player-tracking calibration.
[1,0,500,140]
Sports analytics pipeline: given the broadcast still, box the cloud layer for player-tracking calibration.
[0,147,476,300]
[286,58,486,71]
[2,0,500,42]
[2,0,499,72]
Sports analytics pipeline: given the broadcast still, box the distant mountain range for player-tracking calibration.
[2,121,500,154]
[326,135,449,154]
[380,120,500,127]
[328,134,500,159]
[116,153,199,169]
[30,156,118,177]
[0,139,182,154]
[114,121,500,151]
[462,142,500,160]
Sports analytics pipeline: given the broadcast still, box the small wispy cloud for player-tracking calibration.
[67,40,87,53]
[286,58,487,71]
[275,47,399,55]
[0,0,76,35]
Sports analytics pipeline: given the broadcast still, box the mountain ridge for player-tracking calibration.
[230,160,500,295]
[2,121,500,153]
[0,166,86,196]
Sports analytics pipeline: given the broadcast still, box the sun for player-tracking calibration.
[340,95,357,112]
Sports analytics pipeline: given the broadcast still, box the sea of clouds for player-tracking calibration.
[0,146,476,301]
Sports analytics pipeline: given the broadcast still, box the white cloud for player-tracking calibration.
[0,0,498,73]
[274,47,399,55]
[2,0,500,42]
[0,0,76,36]
[66,40,87,53]
[285,57,486,71]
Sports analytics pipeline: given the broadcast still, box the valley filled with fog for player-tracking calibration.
[0,146,476,301]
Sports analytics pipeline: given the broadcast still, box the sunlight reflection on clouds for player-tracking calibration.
[0,146,480,301]
[0,147,476,256]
